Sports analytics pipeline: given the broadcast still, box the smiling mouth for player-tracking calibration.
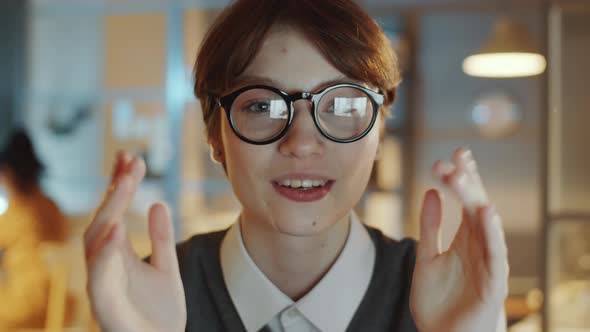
[272,180,334,202]
[276,179,327,189]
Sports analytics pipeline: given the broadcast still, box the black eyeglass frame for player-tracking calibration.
[216,83,384,145]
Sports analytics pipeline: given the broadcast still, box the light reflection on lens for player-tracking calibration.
[231,89,289,142]
[333,97,368,118]
[318,88,373,140]
[228,86,375,142]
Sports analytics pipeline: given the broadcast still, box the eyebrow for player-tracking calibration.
[229,75,364,93]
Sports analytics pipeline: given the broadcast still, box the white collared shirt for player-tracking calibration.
[220,213,376,332]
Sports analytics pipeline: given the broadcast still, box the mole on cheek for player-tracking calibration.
[312,221,317,227]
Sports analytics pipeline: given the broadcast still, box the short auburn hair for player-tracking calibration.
[193,0,401,147]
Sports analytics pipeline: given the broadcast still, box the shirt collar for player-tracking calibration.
[220,212,376,332]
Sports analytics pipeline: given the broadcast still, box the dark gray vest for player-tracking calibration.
[176,226,419,332]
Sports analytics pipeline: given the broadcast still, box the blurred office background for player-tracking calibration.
[0,0,588,331]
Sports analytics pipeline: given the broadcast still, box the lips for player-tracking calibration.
[271,174,334,202]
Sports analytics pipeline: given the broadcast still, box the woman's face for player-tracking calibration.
[217,25,382,237]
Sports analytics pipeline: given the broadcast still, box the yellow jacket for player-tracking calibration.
[0,189,67,330]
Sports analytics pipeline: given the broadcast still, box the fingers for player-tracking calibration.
[84,176,131,260]
[84,155,146,260]
[110,150,132,186]
[433,147,488,218]
[417,189,443,261]
[87,222,125,277]
[148,203,179,274]
[86,223,128,304]
[432,147,509,301]
[477,206,509,301]
[480,206,508,277]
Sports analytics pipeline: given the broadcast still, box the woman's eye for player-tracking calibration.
[245,101,270,113]
[325,105,337,113]
[325,105,354,115]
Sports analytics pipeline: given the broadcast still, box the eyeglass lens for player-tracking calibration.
[229,87,374,142]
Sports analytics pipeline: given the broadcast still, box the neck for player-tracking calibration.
[240,213,351,301]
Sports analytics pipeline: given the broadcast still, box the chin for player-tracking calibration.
[274,223,323,237]
[271,212,342,237]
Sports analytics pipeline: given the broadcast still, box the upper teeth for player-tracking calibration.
[279,179,326,188]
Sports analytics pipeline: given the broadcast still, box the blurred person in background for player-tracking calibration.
[0,128,69,329]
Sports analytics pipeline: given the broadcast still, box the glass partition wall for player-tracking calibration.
[545,3,590,331]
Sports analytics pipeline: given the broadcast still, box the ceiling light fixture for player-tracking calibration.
[463,16,547,78]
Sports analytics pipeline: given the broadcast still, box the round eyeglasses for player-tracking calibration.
[217,83,384,145]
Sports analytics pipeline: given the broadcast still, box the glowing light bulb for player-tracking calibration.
[463,17,547,78]
[463,52,547,78]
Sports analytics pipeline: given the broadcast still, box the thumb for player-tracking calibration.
[148,203,179,274]
[417,189,442,261]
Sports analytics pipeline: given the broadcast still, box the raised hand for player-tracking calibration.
[410,148,509,332]
[84,152,186,332]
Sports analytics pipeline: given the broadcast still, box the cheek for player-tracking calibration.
[338,124,380,185]
[220,115,244,161]
[222,121,248,177]
[351,120,381,164]
[220,119,270,188]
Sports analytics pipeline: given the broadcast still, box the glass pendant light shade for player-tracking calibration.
[463,17,547,78]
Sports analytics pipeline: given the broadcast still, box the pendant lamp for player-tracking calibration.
[463,16,547,78]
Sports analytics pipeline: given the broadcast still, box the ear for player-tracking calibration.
[209,143,225,165]
[374,141,382,162]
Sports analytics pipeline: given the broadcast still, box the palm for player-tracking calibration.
[410,148,508,332]
[412,214,503,332]
[88,232,185,331]
[85,154,186,332]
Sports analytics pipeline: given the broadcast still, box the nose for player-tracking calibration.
[278,100,325,159]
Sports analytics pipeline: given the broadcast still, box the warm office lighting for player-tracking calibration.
[0,187,8,216]
[464,53,546,78]
[463,17,547,78]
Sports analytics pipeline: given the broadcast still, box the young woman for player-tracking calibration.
[84,1,509,331]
